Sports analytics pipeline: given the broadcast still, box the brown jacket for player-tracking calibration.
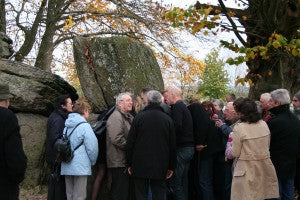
[231,120,279,200]
[106,108,133,168]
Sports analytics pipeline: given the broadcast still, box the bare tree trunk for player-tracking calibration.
[0,0,6,33]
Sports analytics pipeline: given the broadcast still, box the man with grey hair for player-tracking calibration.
[260,93,272,121]
[0,84,27,199]
[126,90,176,200]
[163,86,194,200]
[106,92,134,200]
[268,89,300,200]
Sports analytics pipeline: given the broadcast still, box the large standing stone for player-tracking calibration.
[73,36,164,112]
[0,60,78,116]
[17,113,48,188]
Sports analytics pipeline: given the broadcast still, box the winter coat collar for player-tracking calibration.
[269,104,290,115]
[143,103,164,112]
[55,108,68,119]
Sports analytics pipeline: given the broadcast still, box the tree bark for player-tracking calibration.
[0,0,6,33]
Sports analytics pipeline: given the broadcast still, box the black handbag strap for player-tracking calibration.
[65,122,88,151]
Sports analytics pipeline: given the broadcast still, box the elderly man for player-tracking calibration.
[293,92,300,120]
[126,90,176,200]
[268,89,300,200]
[215,101,239,200]
[106,92,134,200]
[163,86,194,200]
[260,93,272,122]
[0,84,27,199]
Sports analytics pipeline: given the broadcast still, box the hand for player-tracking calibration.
[195,145,207,151]
[212,114,219,121]
[127,167,132,175]
[165,170,173,179]
[215,119,224,127]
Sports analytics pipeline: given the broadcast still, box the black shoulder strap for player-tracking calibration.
[66,122,88,138]
[70,122,88,152]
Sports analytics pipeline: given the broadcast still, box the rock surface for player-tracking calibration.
[73,36,164,113]
[17,113,48,188]
[0,32,13,58]
[0,59,78,116]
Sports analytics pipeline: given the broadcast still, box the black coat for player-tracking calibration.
[268,104,300,179]
[45,109,68,166]
[0,107,27,186]
[188,103,224,158]
[126,104,176,179]
[171,100,194,148]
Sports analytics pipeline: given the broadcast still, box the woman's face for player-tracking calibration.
[213,103,221,111]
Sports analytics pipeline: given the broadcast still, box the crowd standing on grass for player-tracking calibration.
[2,82,300,200]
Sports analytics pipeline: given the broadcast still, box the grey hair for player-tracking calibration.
[212,99,224,109]
[270,89,290,105]
[146,90,162,104]
[260,93,271,101]
[116,92,132,104]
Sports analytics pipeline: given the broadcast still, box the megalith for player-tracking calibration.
[0,59,78,116]
[73,36,164,113]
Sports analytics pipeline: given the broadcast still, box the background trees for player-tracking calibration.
[165,0,300,99]
[197,49,230,99]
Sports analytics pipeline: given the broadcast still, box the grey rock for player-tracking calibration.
[17,113,48,188]
[0,32,14,58]
[0,59,78,116]
[73,36,164,113]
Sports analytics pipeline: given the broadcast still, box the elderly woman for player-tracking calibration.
[61,99,98,200]
[230,98,279,200]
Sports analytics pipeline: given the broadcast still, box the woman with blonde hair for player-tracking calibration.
[61,99,98,200]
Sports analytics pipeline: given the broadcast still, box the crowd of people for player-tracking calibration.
[1,82,300,200]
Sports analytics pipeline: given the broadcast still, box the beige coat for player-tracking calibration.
[106,108,133,168]
[231,120,279,200]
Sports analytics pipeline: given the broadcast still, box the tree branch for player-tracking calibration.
[218,0,247,46]
[15,1,27,33]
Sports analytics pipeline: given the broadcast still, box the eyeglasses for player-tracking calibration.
[66,102,73,106]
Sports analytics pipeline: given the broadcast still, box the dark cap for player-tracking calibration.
[0,84,13,100]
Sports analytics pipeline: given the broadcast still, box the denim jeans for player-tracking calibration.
[198,152,225,200]
[278,178,294,200]
[170,146,194,200]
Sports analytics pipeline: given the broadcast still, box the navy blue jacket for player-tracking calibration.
[45,109,68,166]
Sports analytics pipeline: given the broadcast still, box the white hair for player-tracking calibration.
[146,90,162,104]
[270,89,290,105]
[164,85,182,97]
[260,93,271,101]
[116,92,132,104]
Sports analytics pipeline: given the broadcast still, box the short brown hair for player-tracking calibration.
[73,99,91,115]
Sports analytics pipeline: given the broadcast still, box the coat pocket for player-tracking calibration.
[233,170,246,177]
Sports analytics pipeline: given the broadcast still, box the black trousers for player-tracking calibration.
[47,164,67,200]
[0,183,19,200]
[110,167,129,200]
[134,177,166,200]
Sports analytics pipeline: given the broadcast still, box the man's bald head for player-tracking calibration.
[163,86,182,105]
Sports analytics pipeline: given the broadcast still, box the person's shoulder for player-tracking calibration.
[0,107,17,120]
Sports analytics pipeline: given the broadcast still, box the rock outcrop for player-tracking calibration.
[73,36,164,113]
[0,32,13,58]
[0,59,78,116]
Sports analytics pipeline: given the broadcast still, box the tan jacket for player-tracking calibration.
[106,108,133,168]
[231,120,279,200]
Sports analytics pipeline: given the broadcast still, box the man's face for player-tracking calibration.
[163,92,173,106]
[140,92,148,105]
[119,94,133,113]
[292,96,300,109]
[61,98,73,112]
[260,97,270,111]
[223,104,236,121]
[268,97,280,109]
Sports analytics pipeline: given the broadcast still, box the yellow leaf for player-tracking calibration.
[272,41,281,48]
